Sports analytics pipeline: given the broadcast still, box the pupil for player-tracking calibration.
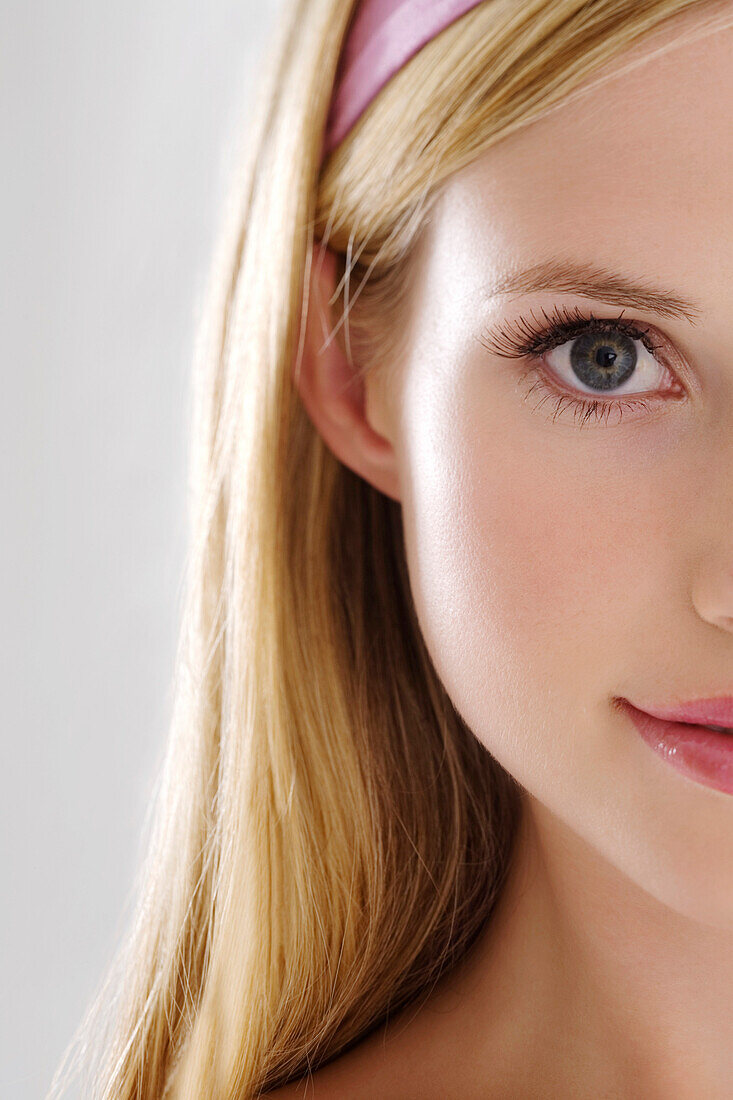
[596,346,617,369]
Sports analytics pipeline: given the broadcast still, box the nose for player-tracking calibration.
[691,555,733,634]
[689,420,733,635]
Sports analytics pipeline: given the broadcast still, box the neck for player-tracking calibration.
[464,797,733,1098]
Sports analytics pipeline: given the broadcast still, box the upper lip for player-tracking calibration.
[622,697,733,727]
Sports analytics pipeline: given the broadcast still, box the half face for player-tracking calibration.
[367,6,733,926]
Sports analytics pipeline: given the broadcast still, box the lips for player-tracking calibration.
[617,698,733,795]
[627,697,733,728]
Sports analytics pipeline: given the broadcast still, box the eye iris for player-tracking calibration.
[569,329,637,392]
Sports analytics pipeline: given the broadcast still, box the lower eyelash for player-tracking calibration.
[478,304,675,427]
[517,364,654,427]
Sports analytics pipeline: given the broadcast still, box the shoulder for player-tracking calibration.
[258,984,515,1100]
[259,1005,448,1099]
[260,927,534,1099]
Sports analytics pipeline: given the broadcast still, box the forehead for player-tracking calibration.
[428,7,732,314]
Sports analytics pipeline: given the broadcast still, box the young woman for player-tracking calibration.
[52,0,733,1096]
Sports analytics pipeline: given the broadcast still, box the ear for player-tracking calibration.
[291,243,401,503]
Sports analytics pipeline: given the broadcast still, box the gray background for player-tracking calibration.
[1,2,283,1095]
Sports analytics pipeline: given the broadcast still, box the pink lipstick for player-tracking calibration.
[617,697,733,796]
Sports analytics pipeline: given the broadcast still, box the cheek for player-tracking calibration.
[397,362,658,774]
[396,354,733,924]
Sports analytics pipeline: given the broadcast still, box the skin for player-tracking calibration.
[280,6,733,1097]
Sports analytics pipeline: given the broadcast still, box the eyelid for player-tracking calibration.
[478,304,691,394]
[476,304,694,428]
[481,304,654,357]
[515,365,662,428]
[542,330,683,400]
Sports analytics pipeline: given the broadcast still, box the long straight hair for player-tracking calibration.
[50,0,729,1096]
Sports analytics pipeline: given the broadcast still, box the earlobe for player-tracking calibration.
[291,243,402,503]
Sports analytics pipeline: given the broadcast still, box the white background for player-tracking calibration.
[1,2,283,1094]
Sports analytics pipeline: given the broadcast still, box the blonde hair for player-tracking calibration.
[50,0,731,1096]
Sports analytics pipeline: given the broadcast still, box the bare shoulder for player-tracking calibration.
[260,920,535,1099]
[258,979,524,1100]
[259,999,456,1100]
[259,1026,419,1098]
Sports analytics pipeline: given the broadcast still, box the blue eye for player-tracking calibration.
[544,325,667,396]
[478,303,685,428]
[560,327,641,391]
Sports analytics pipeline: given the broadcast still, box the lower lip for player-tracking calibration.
[619,700,733,795]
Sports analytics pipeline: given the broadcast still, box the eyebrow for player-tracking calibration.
[484,258,703,325]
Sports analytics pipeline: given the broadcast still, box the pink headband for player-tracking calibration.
[323,0,487,159]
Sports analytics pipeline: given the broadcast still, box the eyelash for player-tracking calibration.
[478,303,678,427]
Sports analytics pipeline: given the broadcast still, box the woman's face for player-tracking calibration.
[366,11,733,927]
